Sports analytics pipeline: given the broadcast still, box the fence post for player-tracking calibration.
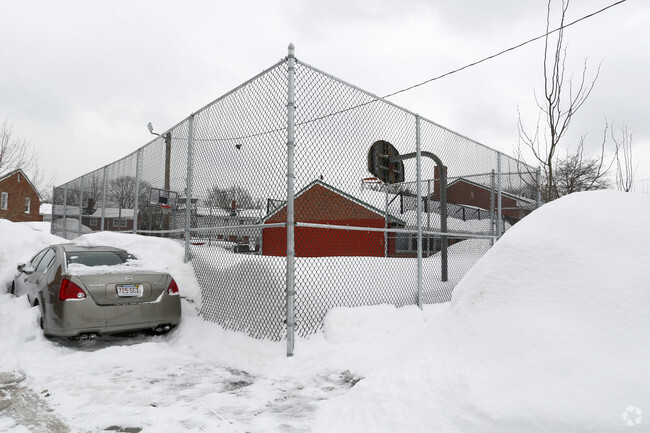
[536,166,542,208]
[286,43,296,357]
[78,176,84,238]
[497,152,503,238]
[134,149,142,234]
[101,167,107,232]
[427,179,431,256]
[490,169,496,247]
[63,184,68,239]
[185,114,195,263]
[415,115,423,309]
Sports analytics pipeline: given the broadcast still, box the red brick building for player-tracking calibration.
[262,180,404,257]
[428,167,533,223]
[0,169,41,222]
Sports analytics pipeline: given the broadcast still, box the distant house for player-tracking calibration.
[261,177,523,259]
[0,169,41,223]
[40,203,53,222]
[426,166,535,225]
[194,200,264,252]
[51,205,136,233]
[262,179,405,257]
[83,208,136,232]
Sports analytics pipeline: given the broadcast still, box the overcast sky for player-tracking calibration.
[1,0,648,193]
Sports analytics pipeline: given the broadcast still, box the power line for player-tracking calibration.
[383,0,628,100]
[293,0,628,130]
[177,0,628,144]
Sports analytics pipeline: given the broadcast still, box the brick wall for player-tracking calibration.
[0,170,41,222]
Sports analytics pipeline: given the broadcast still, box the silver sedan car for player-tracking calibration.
[11,244,181,339]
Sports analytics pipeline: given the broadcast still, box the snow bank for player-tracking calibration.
[0,219,64,291]
[0,222,201,305]
[73,232,201,304]
[314,191,650,432]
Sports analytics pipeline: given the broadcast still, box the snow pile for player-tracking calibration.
[65,260,168,276]
[314,190,650,432]
[1,190,648,432]
[0,219,64,290]
[73,232,201,304]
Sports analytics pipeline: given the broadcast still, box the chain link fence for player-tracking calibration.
[51,46,538,353]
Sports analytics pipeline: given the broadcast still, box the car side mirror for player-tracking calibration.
[19,264,35,274]
[17,263,25,273]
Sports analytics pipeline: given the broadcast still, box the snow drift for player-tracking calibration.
[315,190,650,432]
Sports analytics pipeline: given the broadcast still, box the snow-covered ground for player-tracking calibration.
[1,190,649,432]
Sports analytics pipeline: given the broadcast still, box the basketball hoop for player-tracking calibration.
[361,177,383,191]
[160,204,172,215]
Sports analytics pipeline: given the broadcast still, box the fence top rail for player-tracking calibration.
[55,46,535,188]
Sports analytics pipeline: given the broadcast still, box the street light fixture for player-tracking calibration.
[147,122,161,137]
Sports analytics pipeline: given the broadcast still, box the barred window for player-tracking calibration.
[25,197,31,214]
[0,192,7,210]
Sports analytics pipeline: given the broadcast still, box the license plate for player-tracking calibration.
[116,284,144,297]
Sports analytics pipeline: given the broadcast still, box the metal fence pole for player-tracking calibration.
[101,167,107,232]
[427,179,431,256]
[78,176,84,238]
[185,114,195,263]
[415,115,423,309]
[63,184,68,239]
[497,152,503,238]
[536,166,542,208]
[134,149,142,234]
[490,169,495,247]
[286,43,296,357]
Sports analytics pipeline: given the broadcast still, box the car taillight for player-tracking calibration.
[59,279,86,301]
[168,278,180,295]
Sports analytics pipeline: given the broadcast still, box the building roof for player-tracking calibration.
[261,179,406,225]
[446,177,536,206]
[0,168,41,199]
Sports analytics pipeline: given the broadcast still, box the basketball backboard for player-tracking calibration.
[148,188,179,209]
[367,140,404,184]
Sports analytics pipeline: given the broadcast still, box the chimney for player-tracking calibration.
[230,200,237,217]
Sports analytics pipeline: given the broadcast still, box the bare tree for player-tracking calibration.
[107,176,154,229]
[517,0,604,202]
[554,133,612,195]
[612,124,636,192]
[205,185,255,209]
[0,119,51,197]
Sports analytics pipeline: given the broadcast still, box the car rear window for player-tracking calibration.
[66,251,136,267]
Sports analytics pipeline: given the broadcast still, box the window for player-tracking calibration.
[395,233,441,254]
[112,218,127,228]
[30,249,49,269]
[35,249,56,273]
[25,197,31,214]
[0,192,7,210]
[89,218,98,227]
[66,251,135,267]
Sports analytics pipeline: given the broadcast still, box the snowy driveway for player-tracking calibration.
[0,295,361,433]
